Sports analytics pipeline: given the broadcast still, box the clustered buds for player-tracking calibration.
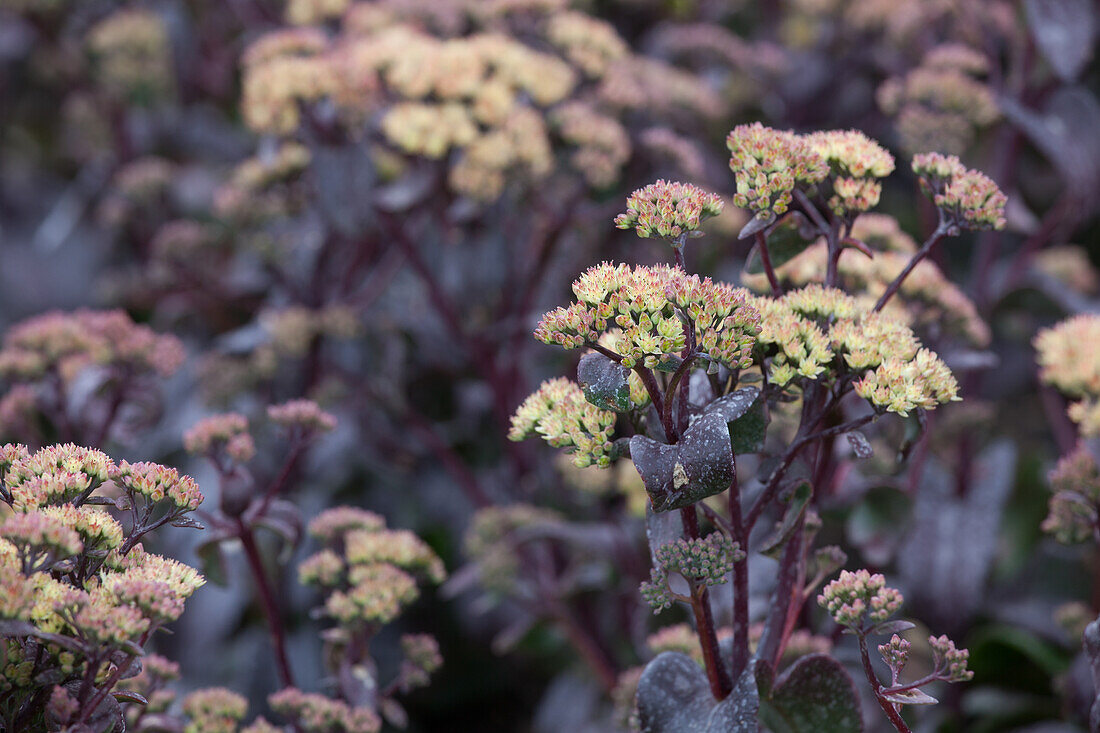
[727,122,829,220]
[912,152,1007,231]
[508,378,617,468]
[1035,315,1100,436]
[534,262,760,371]
[1042,444,1100,544]
[928,634,973,683]
[614,179,724,242]
[878,634,910,679]
[640,533,744,611]
[817,569,903,629]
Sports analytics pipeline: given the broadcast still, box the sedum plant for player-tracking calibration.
[511,122,1002,731]
[0,442,204,732]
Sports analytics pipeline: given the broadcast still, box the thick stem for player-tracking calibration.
[238,521,296,688]
[681,505,732,699]
[858,632,912,733]
[873,223,951,312]
[755,232,782,297]
[728,465,750,681]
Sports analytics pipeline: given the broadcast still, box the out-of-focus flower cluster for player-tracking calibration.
[640,533,744,611]
[237,2,724,200]
[912,153,1007,231]
[0,309,184,385]
[614,179,724,242]
[1035,315,1100,436]
[534,262,761,371]
[817,568,903,628]
[0,442,204,728]
[86,8,175,103]
[1042,444,1100,544]
[299,506,444,626]
[878,44,998,155]
[743,215,990,346]
[508,378,617,468]
[749,285,959,415]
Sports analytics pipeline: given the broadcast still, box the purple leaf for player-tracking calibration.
[882,688,938,705]
[759,654,863,731]
[1025,0,1096,81]
[577,352,632,412]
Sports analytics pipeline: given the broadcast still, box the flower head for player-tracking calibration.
[727,122,829,220]
[110,460,203,513]
[912,153,1006,230]
[818,569,904,629]
[641,533,744,612]
[268,399,337,434]
[184,413,255,463]
[509,378,616,468]
[614,179,724,241]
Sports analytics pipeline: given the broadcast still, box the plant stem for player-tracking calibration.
[857,631,912,733]
[755,232,782,297]
[728,466,750,680]
[681,505,732,699]
[873,222,951,312]
[237,520,296,688]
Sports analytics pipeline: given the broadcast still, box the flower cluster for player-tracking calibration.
[912,153,1007,230]
[534,262,760,371]
[182,687,249,733]
[269,688,382,733]
[0,309,184,384]
[111,460,204,513]
[86,8,175,103]
[878,44,998,155]
[267,399,338,434]
[1042,444,1100,544]
[817,569,903,629]
[743,216,990,346]
[508,378,617,468]
[546,11,628,78]
[1035,245,1100,295]
[0,441,204,726]
[747,285,959,413]
[552,101,631,188]
[727,122,830,220]
[853,347,960,416]
[1035,315,1100,436]
[614,179,725,241]
[300,506,445,627]
[640,533,744,611]
[806,130,896,215]
[184,413,255,463]
[261,306,361,358]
